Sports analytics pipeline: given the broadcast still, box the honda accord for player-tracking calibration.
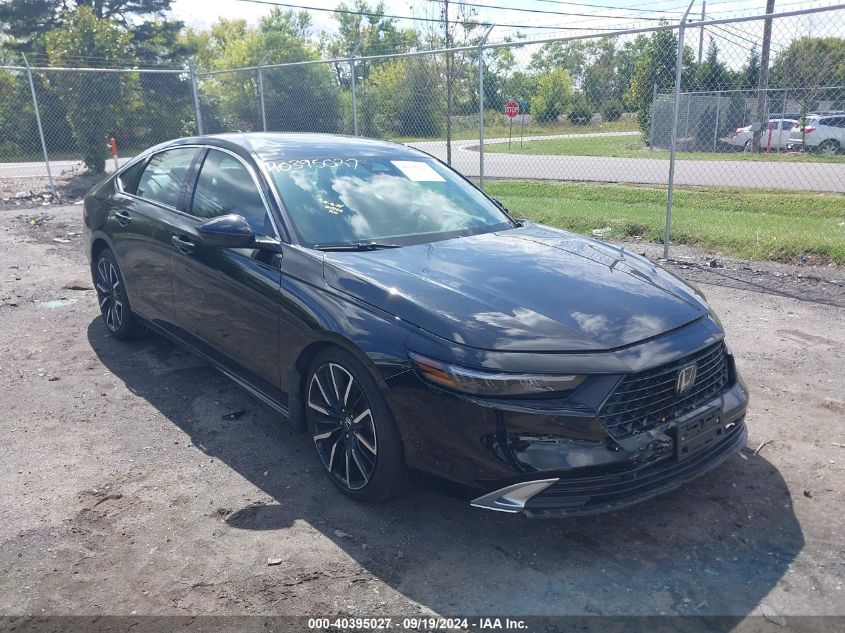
[83,133,749,517]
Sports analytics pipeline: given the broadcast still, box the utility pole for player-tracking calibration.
[752,0,775,152]
[698,1,706,64]
[443,0,453,165]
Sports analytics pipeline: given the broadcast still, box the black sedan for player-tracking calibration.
[83,133,749,517]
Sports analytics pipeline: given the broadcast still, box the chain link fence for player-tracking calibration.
[0,61,195,202]
[1,3,844,255]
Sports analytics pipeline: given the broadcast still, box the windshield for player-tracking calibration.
[265,155,514,248]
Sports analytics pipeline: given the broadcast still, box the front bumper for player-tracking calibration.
[385,323,749,516]
[473,413,746,518]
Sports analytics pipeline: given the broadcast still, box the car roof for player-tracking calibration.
[181,132,429,162]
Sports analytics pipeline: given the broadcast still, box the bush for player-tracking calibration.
[568,100,592,125]
[531,68,573,124]
[366,58,444,138]
[602,100,623,122]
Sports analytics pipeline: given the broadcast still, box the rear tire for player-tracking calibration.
[92,248,144,340]
[818,139,840,156]
[305,347,406,501]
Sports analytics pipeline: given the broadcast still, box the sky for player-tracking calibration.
[166,0,841,69]
[168,0,835,36]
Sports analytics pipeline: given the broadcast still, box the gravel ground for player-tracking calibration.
[1,205,844,626]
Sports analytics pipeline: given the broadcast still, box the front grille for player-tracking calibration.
[599,342,730,439]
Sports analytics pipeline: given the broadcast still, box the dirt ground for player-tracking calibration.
[1,204,844,625]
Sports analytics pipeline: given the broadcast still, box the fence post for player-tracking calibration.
[21,54,57,200]
[189,60,204,135]
[478,25,494,191]
[258,53,269,132]
[664,0,696,260]
[649,83,658,148]
[350,40,363,136]
[712,94,721,151]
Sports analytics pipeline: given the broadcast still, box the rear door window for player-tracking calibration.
[190,149,274,236]
[136,148,199,209]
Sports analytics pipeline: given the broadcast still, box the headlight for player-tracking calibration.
[408,352,584,397]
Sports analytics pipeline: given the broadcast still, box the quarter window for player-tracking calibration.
[136,148,199,209]
[191,149,273,236]
[117,160,146,194]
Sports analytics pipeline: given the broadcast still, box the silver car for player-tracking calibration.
[726,119,797,151]
[788,114,845,155]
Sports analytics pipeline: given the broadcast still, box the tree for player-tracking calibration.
[44,7,138,172]
[365,57,443,138]
[323,1,417,89]
[736,44,760,91]
[0,0,172,51]
[694,38,735,92]
[530,41,589,84]
[531,68,573,124]
[770,37,845,115]
[183,10,342,134]
[616,35,648,110]
[419,1,481,161]
[628,27,692,142]
[0,68,38,159]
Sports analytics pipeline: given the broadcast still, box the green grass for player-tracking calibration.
[485,180,845,263]
[485,133,845,163]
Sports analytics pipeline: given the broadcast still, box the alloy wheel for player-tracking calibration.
[95,257,124,332]
[819,141,838,157]
[308,362,378,490]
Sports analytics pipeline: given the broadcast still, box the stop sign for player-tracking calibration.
[505,100,519,118]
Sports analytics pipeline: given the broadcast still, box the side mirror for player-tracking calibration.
[197,214,255,248]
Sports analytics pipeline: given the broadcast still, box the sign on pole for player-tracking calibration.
[505,100,519,148]
[518,98,528,147]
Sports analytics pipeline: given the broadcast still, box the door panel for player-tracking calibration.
[170,148,283,390]
[110,147,200,324]
[110,192,178,324]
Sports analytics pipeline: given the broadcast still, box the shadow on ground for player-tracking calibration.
[88,318,803,618]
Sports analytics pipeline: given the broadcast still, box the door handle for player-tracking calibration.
[172,234,196,254]
[112,210,132,226]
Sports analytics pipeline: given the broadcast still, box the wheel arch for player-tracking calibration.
[285,329,411,432]
[90,236,112,263]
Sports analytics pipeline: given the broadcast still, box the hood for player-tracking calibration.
[323,224,709,352]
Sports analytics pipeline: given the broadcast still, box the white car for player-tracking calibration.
[726,119,797,151]
[788,114,845,155]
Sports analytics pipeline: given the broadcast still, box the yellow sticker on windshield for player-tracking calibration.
[322,199,344,215]
[391,161,445,182]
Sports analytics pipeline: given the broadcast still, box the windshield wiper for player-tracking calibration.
[314,242,403,252]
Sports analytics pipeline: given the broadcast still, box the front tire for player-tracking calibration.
[305,348,405,501]
[93,248,144,340]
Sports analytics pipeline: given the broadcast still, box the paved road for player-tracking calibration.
[0,158,128,179]
[3,132,844,192]
[409,133,845,193]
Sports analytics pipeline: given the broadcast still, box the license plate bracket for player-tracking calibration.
[676,407,724,462]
